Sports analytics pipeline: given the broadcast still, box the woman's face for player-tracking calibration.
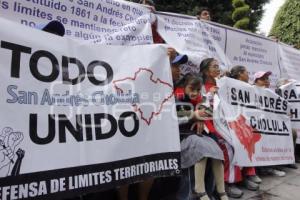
[184,84,201,100]
[171,65,181,83]
[204,60,220,79]
[255,75,270,88]
[239,69,249,83]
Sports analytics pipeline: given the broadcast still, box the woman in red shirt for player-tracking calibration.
[199,59,261,198]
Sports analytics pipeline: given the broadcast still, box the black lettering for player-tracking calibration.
[59,114,83,143]
[231,88,237,101]
[289,89,297,99]
[87,61,113,86]
[275,98,282,110]
[282,100,288,111]
[250,116,256,129]
[30,50,59,82]
[119,112,139,137]
[264,96,269,107]
[282,121,289,132]
[269,97,275,109]
[291,108,298,119]
[85,114,93,141]
[94,113,117,139]
[29,114,55,145]
[1,41,31,78]
[62,56,85,85]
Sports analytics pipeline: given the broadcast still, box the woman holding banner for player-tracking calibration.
[199,59,260,198]
[174,73,228,200]
[254,71,287,177]
[165,53,227,200]
[226,66,263,190]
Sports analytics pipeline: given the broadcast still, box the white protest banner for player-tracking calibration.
[216,77,294,166]
[278,43,300,81]
[225,30,280,88]
[0,18,180,199]
[156,13,229,74]
[0,0,153,45]
[278,82,300,144]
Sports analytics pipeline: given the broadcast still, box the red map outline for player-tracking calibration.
[113,68,174,126]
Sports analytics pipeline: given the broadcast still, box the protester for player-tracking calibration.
[253,71,272,88]
[254,71,287,177]
[139,0,165,44]
[276,78,299,169]
[226,66,263,190]
[170,54,188,86]
[199,58,246,198]
[197,7,211,21]
[174,72,228,200]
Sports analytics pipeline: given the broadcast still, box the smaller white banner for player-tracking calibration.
[216,77,294,166]
[278,81,300,144]
[156,13,229,74]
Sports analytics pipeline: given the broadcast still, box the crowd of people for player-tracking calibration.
[35,1,299,200]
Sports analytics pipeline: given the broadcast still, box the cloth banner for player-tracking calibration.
[156,12,229,74]
[0,0,153,45]
[215,77,294,166]
[278,43,300,81]
[156,12,282,88]
[0,18,180,200]
[278,82,300,144]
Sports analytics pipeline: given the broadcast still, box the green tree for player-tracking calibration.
[126,0,270,32]
[232,0,250,30]
[270,0,300,49]
[246,0,270,32]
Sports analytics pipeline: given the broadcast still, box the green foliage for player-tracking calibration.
[234,17,250,29]
[232,5,250,22]
[232,0,250,30]
[126,0,270,33]
[246,0,270,32]
[270,0,300,49]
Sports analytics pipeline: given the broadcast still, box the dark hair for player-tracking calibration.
[197,7,210,16]
[227,65,246,80]
[139,0,155,6]
[181,73,202,89]
[199,58,215,82]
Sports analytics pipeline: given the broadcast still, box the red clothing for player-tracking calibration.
[174,87,202,106]
[152,24,164,44]
[203,81,256,183]
[204,81,215,94]
[174,87,216,134]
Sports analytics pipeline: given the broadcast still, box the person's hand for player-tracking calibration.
[209,86,218,94]
[191,121,204,136]
[167,47,177,62]
[192,108,210,120]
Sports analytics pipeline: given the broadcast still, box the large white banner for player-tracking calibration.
[0,0,153,45]
[155,12,284,87]
[225,30,281,88]
[0,18,180,199]
[278,82,300,144]
[156,13,229,74]
[216,77,294,166]
[278,43,300,81]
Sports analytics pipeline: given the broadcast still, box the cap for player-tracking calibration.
[253,71,272,82]
[172,54,188,65]
[39,20,65,36]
